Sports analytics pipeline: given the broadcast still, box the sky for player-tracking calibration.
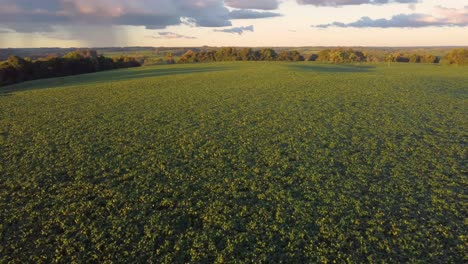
[0,0,467,48]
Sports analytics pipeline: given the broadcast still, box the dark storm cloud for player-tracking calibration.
[214,25,254,34]
[315,6,468,28]
[0,0,232,32]
[229,9,281,19]
[4,0,63,11]
[0,11,68,33]
[112,13,182,30]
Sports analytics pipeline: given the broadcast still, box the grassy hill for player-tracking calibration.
[1,62,466,262]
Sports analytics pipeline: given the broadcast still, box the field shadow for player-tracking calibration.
[94,66,233,84]
[0,65,234,93]
[287,64,375,73]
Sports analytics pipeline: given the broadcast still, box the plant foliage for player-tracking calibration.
[0,62,466,263]
[0,50,141,86]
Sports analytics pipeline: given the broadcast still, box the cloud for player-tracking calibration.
[214,25,254,34]
[147,32,197,39]
[315,6,468,28]
[225,0,420,9]
[229,9,281,19]
[434,5,468,24]
[0,0,233,33]
[297,0,418,6]
[0,0,423,35]
[225,0,280,10]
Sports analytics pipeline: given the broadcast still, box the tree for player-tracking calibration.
[166,53,175,64]
[278,50,304,62]
[0,63,18,85]
[198,51,217,62]
[386,53,396,64]
[5,56,33,82]
[290,51,305,61]
[258,48,278,61]
[308,54,318,61]
[177,50,197,63]
[238,48,257,61]
[409,54,421,63]
[32,57,63,78]
[62,53,96,75]
[317,49,331,62]
[319,49,366,63]
[97,55,115,70]
[329,50,347,63]
[443,48,468,65]
[352,50,366,62]
[1,51,141,87]
[386,53,409,63]
[278,51,292,61]
[365,54,381,63]
[421,54,439,64]
[395,54,410,63]
[215,47,239,61]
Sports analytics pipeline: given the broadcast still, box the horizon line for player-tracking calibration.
[2,45,468,49]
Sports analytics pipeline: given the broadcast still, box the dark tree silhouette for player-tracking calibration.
[0,50,141,87]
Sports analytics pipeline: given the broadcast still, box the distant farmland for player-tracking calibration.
[1,62,466,262]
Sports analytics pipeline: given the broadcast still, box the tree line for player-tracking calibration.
[176,48,305,63]
[176,47,467,65]
[0,50,141,86]
[176,47,439,63]
[2,47,465,87]
[309,48,442,63]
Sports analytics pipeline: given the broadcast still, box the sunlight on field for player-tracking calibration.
[1,62,467,262]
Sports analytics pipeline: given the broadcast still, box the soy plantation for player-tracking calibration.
[1,62,466,263]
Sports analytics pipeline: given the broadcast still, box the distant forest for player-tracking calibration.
[1,47,466,87]
[175,47,467,65]
[0,50,141,86]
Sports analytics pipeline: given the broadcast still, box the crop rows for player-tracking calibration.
[1,62,467,262]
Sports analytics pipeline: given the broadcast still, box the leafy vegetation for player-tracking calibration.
[314,48,366,63]
[0,62,467,263]
[443,48,468,65]
[177,47,468,65]
[0,50,141,86]
[309,48,442,64]
[177,48,285,63]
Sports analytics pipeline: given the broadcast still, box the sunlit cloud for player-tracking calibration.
[214,25,254,34]
[229,9,282,19]
[315,6,468,28]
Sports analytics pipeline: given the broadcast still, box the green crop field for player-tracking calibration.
[1,62,467,263]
